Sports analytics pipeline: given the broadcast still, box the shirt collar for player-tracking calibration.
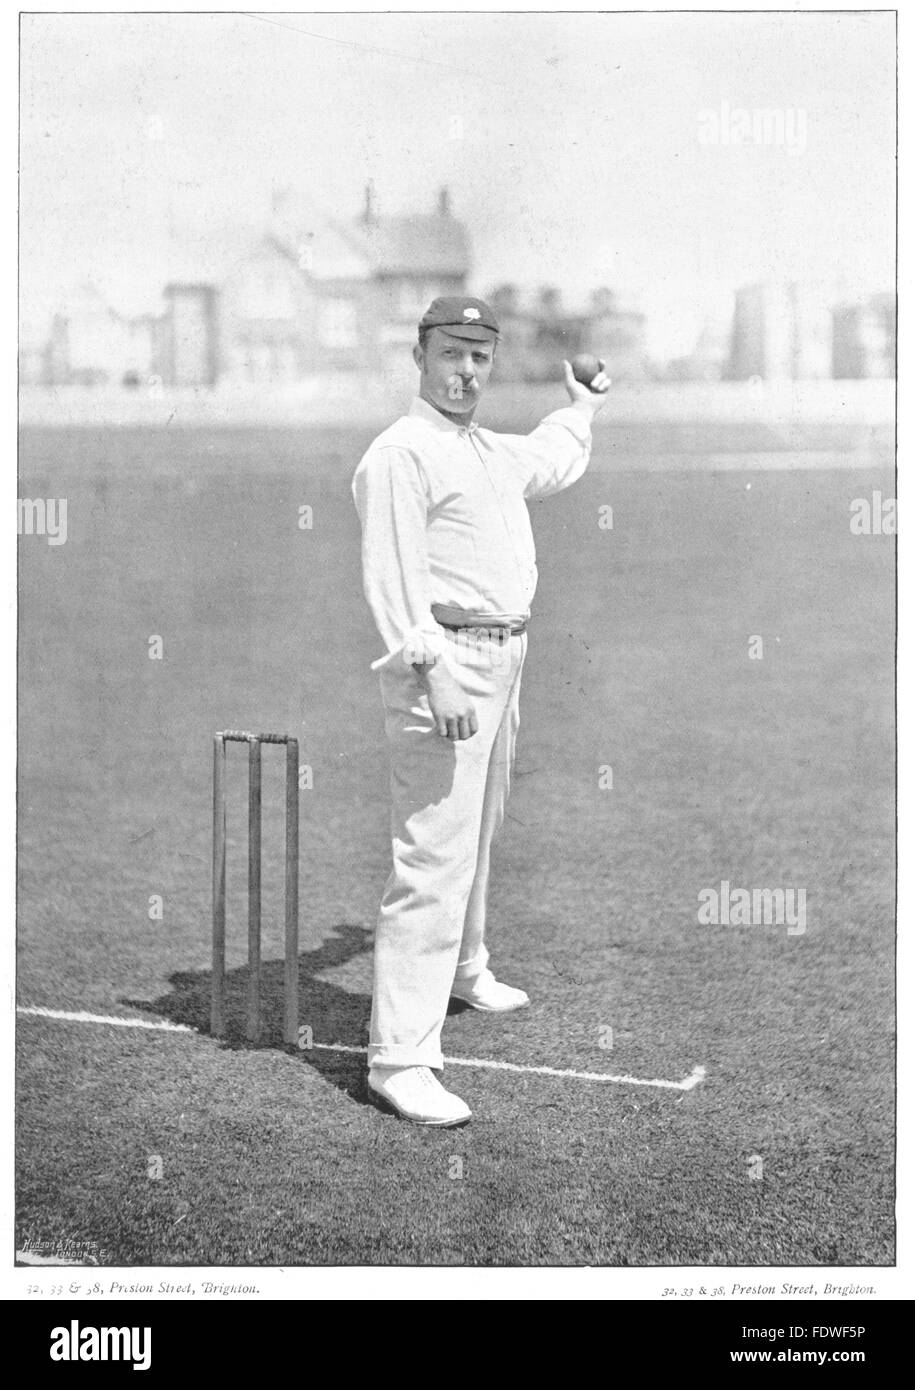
[408,395,479,435]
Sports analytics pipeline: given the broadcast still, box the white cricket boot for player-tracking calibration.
[451,967,530,1013]
[368,1065,472,1127]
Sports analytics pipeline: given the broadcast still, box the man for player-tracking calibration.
[352,295,610,1126]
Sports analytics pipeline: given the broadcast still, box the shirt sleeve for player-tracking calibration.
[501,405,593,499]
[351,445,455,674]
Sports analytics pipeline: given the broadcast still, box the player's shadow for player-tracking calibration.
[124,923,374,1103]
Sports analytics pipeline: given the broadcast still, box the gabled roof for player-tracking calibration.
[268,201,373,282]
[49,192,473,326]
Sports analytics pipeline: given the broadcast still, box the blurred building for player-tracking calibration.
[44,282,161,387]
[159,284,218,387]
[586,287,648,382]
[487,284,536,382]
[725,281,832,381]
[663,317,731,382]
[527,287,580,382]
[218,185,469,383]
[361,185,469,368]
[18,333,53,386]
[486,284,647,383]
[832,293,896,378]
[28,186,471,389]
[218,215,370,383]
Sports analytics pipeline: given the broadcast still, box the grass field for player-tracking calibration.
[17,417,895,1266]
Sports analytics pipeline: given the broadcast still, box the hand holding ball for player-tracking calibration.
[563,354,611,413]
[570,354,604,390]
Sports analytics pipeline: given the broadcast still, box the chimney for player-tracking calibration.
[438,186,451,217]
[363,181,376,225]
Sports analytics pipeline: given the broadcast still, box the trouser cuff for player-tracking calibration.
[367,1044,444,1072]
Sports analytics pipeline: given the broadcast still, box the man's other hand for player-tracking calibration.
[415,663,479,740]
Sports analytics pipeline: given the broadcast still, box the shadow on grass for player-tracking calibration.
[125,923,375,1103]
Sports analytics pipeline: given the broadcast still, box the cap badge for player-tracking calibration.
[463,307,481,320]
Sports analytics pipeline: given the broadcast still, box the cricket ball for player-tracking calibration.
[570,353,602,389]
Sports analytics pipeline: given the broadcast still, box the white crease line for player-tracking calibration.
[17,1006,196,1033]
[315,1043,705,1091]
[16,1007,706,1092]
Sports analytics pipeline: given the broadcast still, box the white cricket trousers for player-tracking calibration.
[369,628,528,1071]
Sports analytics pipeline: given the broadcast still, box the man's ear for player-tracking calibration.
[412,342,423,370]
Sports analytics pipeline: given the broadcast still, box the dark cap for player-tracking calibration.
[418,295,500,341]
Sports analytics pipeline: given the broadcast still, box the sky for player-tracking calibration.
[19,10,896,358]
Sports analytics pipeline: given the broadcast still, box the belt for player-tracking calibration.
[432,603,528,638]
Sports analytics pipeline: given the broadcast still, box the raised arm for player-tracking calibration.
[505,358,612,499]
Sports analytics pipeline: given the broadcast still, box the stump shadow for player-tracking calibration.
[124,922,375,1104]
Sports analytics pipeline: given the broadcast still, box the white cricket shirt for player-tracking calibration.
[352,394,593,671]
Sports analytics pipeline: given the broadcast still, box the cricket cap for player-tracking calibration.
[418,295,500,342]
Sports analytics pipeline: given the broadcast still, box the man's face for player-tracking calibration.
[413,327,496,416]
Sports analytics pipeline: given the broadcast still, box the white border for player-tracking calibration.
[4,2,908,1303]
